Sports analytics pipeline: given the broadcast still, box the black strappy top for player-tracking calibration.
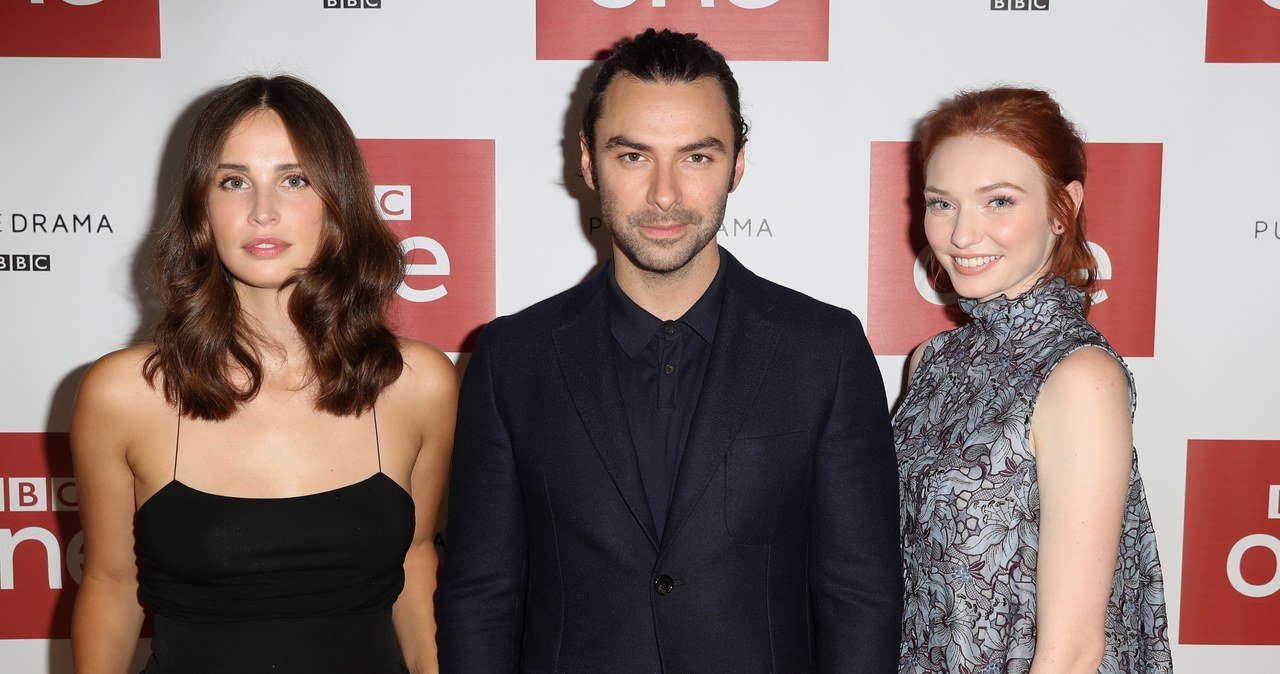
[134,412,415,673]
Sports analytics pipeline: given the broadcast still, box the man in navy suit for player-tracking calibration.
[436,27,901,673]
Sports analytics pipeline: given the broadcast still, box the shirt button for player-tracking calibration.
[663,323,675,335]
[654,574,675,595]
[663,364,675,375]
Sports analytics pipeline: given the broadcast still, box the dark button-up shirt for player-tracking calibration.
[607,253,725,539]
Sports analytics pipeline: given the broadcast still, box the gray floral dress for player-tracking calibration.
[894,277,1172,674]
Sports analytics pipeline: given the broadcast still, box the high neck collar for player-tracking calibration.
[958,275,1085,325]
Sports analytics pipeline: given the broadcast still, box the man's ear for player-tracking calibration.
[579,133,596,191]
[729,145,746,193]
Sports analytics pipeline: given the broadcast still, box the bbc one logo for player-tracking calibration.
[865,141,1162,358]
[1182,440,1280,645]
[322,0,381,7]
[360,139,496,353]
[535,0,830,61]
[0,433,82,639]
[374,184,451,304]
[1206,0,1280,62]
[0,0,161,58]
[1,478,81,590]
[589,0,781,6]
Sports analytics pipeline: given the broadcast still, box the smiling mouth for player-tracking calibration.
[954,255,1001,269]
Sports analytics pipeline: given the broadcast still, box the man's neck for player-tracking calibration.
[613,246,721,321]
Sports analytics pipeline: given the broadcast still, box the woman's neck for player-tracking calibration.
[235,285,309,378]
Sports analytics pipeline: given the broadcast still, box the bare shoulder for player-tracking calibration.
[72,345,173,465]
[77,345,163,414]
[393,338,459,402]
[1041,345,1129,400]
[388,339,457,463]
[1032,345,1132,459]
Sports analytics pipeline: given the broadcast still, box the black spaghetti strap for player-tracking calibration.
[173,410,182,481]
[372,406,382,474]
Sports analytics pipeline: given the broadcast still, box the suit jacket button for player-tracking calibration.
[654,574,674,595]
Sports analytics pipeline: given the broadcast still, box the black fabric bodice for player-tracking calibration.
[134,472,414,673]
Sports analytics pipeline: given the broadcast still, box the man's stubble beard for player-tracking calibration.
[599,186,729,276]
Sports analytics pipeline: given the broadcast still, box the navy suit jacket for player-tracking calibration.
[436,250,901,673]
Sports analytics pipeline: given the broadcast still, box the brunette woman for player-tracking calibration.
[70,75,454,673]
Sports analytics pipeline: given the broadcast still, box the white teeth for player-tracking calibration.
[252,243,277,249]
[955,255,1000,268]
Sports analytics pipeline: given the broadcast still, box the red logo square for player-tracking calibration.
[359,139,496,353]
[1206,0,1280,63]
[535,0,829,61]
[866,141,1161,357]
[0,433,78,639]
[0,1,160,58]
[1182,440,1280,644]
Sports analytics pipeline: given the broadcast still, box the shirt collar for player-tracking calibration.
[607,247,726,358]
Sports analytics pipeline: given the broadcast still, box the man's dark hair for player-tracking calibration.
[581,27,749,158]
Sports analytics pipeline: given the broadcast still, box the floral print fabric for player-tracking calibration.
[894,277,1172,673]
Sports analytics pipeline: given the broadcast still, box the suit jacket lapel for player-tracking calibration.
[662,257,781,547]
[553,274,661,549]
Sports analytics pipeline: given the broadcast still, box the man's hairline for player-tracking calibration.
[583,73,740,157]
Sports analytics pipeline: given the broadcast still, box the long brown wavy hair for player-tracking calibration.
[144,75,404,420]
[918,86,1098,307]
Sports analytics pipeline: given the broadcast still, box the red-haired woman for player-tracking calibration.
[894,87,1171,674]
[69,75,454,674]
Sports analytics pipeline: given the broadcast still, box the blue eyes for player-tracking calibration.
[923,196,1017,212]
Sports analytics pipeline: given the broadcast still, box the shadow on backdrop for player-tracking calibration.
[560,53,612,284]
[39,84,218,674]
[888,115,967,416]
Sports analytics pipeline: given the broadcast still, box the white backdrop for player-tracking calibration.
[2,1,1278,672]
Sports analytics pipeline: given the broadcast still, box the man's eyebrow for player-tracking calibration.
[601,136,652,152]
[677,137,727,154]
[599,136,728,154]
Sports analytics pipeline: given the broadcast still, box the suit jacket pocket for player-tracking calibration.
[724,430,812,544]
